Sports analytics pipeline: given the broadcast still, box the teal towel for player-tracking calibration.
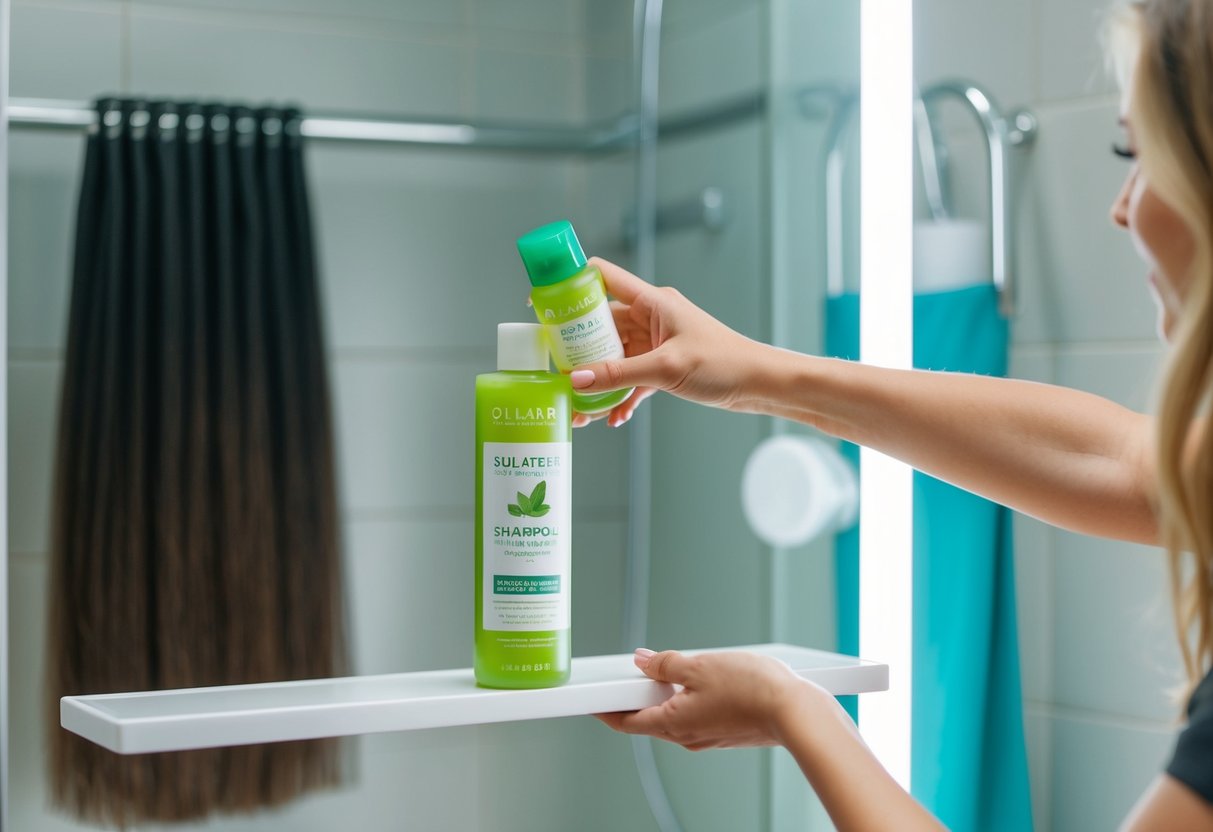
[824,284,1033,832]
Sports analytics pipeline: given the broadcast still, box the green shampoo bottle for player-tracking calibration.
[474,323,572,688]
[516,221,634,414]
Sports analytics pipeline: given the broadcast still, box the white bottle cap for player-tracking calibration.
[497,323,550,371]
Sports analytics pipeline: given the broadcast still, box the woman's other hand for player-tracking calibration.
[595,649,821,751]
[570,258,768,428]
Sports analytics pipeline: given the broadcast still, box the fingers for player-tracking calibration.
[598,706,674,738]
[636,649,695,685]
[573,387,656,428]
[606,387,657,427]
[593,712,629,731]
[570,351,672,394]
[589,257,652,304]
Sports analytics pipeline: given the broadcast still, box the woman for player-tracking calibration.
[585,1,1213,827]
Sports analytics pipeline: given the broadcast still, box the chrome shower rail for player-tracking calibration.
[7,94,765,153]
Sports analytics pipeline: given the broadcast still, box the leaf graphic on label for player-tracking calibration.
[516,492,532,514]
[508,504,523,517]
[530,506,550,517]
[530,480,546,508]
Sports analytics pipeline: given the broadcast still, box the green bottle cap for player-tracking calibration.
[516,220,587,287]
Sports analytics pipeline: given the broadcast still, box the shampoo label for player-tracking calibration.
[544,303,625,371]
[482,441,572,631]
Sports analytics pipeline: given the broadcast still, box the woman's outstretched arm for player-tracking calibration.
[572,257,1158,544]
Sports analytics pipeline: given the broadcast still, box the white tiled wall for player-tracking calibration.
[921,0,1181,828]
[6,1,647,830]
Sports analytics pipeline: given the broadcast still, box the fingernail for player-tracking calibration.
[570,369,595,388]
[634,648,655,667]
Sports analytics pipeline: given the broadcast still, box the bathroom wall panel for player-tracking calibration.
[1035,0,1119,104]
[1052,530,1178,723]
[1050,712,1173,832]
[658,3,764,117]
[581,154,634,264]
[648,400,769,649]
[127,0,467,29]
[661,0,761,37]
[653,743,768,832]
[307,145,576,352]
[7,132,81,355]
[1054,344,1162,407]
[585,55,631,123]
[333,359,479,514]
[476,716,658,832]
[472,0,581,38]
[7,558,72,832]
[1013,101,1155,345]
[1023,708,1054,832]
[10,1,123,100]
[780,0,858,83]
[473,48,584,125]
[345,519,471,675]
[583,2,632,64]
[566,520,630,658]
[128,10,471,118]
[1014,513,1054,705]
[7,360,59,558]
[914,0,1033,112]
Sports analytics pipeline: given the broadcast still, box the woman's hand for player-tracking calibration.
[595,648,825,751]
[570,258,769,428]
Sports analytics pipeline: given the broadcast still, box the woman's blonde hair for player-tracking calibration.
[1109,0,1213,702]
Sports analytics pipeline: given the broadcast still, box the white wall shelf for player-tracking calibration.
[61,643,887,755]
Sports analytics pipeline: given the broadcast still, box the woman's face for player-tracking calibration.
[1110,92,1196,342]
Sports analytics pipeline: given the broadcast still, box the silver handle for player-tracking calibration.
[817,81,1038,313]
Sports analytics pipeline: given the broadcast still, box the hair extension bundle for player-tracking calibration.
[46,99,348,827]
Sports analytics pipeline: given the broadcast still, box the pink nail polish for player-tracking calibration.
[634,648,655,667]
[569,369,595,388]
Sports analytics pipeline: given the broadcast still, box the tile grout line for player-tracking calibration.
[1023,699,1175,732]
[1012,339,1164,353]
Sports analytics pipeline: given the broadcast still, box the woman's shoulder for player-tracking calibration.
[1167,668,1213,805]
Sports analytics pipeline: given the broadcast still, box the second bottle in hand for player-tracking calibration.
[516,221,634,415]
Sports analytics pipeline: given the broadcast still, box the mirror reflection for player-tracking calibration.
[8,1,859,830]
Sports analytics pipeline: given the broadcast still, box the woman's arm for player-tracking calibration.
[773,674,944,831]
[573,258,1159,544]
[597,650,945,832]
[1122,775,1213,830]
[747,350,1158,544]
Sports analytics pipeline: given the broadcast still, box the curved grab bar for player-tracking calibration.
[812,79,1036,315]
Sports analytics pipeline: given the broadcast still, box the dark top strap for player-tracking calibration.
[1167,667,1213,803]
